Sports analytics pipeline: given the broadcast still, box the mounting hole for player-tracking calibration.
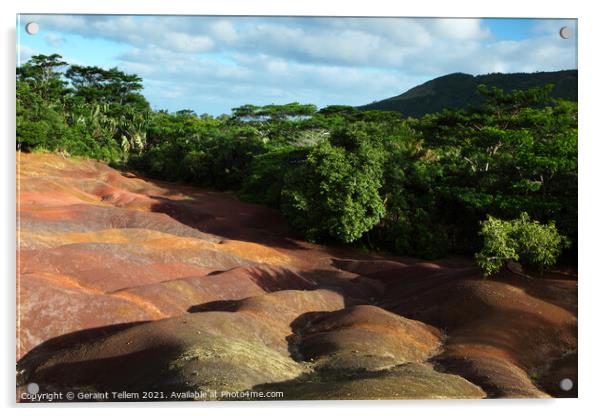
[559,378,574,391]
[25,22,39,35]
[559,26,571,39]
[26,382,39,394]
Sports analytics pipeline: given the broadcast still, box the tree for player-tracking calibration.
[17,54,70,152]
[65,65,148,109]
[65,65,150,159]
[232,103,317,123]
[371,121,450,258]
[416,85,577,254]
[240,146,306,207]
[17,55,144,163]
[17,54,68,103]
[475,212,568,277]
[281,123,386,243]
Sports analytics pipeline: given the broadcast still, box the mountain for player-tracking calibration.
[359,70,577,117]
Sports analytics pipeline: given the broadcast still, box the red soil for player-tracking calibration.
[16,152,577,400]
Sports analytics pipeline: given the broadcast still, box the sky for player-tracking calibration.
[17,15,577,116]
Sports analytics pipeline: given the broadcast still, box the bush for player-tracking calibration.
[384,208,450,259]
[281,125,386,243]
[201,134,268,190]
[475,212,567,277]
[239,146,304,208]
[130,144,184,180]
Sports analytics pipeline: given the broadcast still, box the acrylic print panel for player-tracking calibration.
[16,14,577,402]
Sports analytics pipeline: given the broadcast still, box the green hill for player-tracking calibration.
[358,70,577,117]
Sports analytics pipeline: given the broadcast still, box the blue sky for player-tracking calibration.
[17,15,577,115]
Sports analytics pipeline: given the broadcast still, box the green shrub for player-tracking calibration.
[181,150,210,183]
[281,125,386,243]
[130,144,184,180]
[239,146,303,208]
[475,212,567,276]
[385,208,450,259]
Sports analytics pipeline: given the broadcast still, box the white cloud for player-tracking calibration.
[120,46,427,114]
[35,15,88,31]
[20,15,577,114]
[17,44,35,64]
[430,18,491,40]
[163,32,214,53]
[29,15,217,53]
[209,20,238,43]
[44,33,64,47]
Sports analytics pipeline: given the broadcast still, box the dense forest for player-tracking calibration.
[17,54,578,275]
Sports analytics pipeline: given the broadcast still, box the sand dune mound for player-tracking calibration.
[292,305,443,372]
[17,152,577,399]
[378,268,577,397]
[19,311,308,396]
[19,288,346,396]
[253,362,486,400]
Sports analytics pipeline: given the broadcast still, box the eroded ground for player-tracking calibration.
[16,152,577,400]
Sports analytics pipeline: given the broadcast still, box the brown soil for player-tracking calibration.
[16,152,577,400]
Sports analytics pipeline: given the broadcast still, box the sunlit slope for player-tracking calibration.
[17,152,576,399]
